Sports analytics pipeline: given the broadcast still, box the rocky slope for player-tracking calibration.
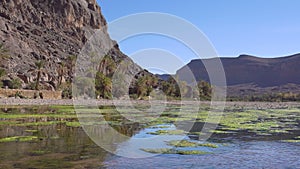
[0,0,145,90]
[177,53,300,87]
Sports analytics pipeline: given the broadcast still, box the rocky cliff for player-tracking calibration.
[0,0,143,91]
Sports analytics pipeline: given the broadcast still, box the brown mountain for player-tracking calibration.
[0,0,148,91]
[176,54,300,87]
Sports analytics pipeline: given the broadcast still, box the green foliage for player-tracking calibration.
[147,129,186,135]
[68,55,77,66]
[177,80,191,98]
[34,60,45,90]
[161,77,178,97]
[66,121,81,127]
[130,74,159,99]
[27,82,36,90]
[111,73,128,98]
[134,76,148,98]
[59,82,72,99]
[0,68,6,78]
[35,60,44,70]
[73,77,94,98]
[66,55,77,79]
[167,140,198,147]
[57,63,67,88]
[98,55,116,77]
[167,140,218,148]
[14,91,27,99]
[0,43,10,62]
[198,80,212,100]
[227,92,300,102]
[95,72,112,99]
[0,136,38,143]
[281,140,300,143]
[0,68,6,88]
[9,78,22,89]
[164,77,191,98]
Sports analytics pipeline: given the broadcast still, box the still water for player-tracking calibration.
[0,105,299,168]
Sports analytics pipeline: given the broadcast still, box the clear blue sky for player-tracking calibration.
[97,0,300,73]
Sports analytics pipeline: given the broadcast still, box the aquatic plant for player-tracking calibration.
[281,140,300,143]
[167,140,218,148]
[167,140,198,147]
[147,129,186,135]
[0,136,38,143]
[25,130,38,133]
[140,148,210,155]
[66,122,81,127]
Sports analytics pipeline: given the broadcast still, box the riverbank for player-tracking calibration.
[0,98,299,109]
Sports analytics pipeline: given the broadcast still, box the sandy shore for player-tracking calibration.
[0,98,300,109]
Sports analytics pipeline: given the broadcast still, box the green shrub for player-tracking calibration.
[9,78,22,89]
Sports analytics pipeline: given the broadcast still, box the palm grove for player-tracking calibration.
[0,42,213,100]
[73,54,213,100]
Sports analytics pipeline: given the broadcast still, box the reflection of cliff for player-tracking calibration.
[81,110,143,153]
[0,123,109,168]
[175,121,206,133]
[102,111,142,136]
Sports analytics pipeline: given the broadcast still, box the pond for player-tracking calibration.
[0,104,299,168]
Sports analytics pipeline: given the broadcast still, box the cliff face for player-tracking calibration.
[0,0,138,90]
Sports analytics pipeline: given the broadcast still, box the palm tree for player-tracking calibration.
[57,63,67,87]
[95,72,112,99]
[111,73,127,98]
[68,55,77,73]
[0,69,6,78]
[198,80,212,100]
[134,76,147,99]
[0,43,9,59]
[10,78,22,89]
[101,76,112,99]
[34,61,45,90]
[162,77,178,97]
[98,55,116,77]
[177,80,189,98]
[0,43,10,68]
[68,55,77,67]
[0,68,6,88]
[73,76,94,98]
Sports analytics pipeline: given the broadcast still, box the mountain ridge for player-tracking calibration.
[176,53,300,87]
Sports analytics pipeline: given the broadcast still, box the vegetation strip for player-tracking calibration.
[166,140,218,148]
[140,148,210,155]
[0,136,38,143]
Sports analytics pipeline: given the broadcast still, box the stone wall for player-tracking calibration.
[0,89,62,99]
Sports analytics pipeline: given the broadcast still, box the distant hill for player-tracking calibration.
[176,53,300,87]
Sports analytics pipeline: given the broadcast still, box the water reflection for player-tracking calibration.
[0,106,299,168]
[0,124,110,168]
[104,141,300,169]
[0,106,145,168]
